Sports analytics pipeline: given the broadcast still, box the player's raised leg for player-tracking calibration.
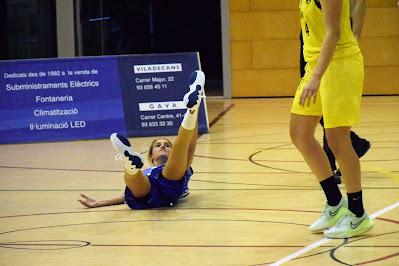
[110,133,151,197]
[163,70,205,180]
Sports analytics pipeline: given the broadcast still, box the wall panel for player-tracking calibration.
[232,69,299,97]
[231,41,252,69]
[252,40,299,69]
[229,1,399,97]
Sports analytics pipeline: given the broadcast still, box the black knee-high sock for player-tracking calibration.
[320,175,342,206]
[320,118,337,171]
[347,191,364,217]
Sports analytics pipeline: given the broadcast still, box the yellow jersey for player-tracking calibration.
[299,0,360,63]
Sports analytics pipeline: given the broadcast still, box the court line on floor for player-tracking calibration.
[375,167,399,182]
[207,103,235,128]
[269,201,399,266]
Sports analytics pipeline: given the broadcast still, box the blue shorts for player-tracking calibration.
[124,165,192,210]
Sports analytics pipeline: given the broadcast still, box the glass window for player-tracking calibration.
[2,0,57,59]
[77,0,151,55]
[76,0,223,95]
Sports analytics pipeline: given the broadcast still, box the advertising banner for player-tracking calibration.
[117,52,208,137]
[0,52,208,144]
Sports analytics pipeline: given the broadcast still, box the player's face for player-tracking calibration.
[151,138,172,164]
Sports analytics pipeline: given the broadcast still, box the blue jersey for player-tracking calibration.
[124,165,192,210]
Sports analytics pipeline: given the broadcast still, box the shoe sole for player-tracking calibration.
[110,133,131,155]
[325,223,374,239]
[184,70,205,109]
[110,133,144,168]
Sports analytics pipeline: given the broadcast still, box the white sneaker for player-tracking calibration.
[110,133,144,172]
[324,211,374,238]
[183,70,205,112]
[309,198,349,232]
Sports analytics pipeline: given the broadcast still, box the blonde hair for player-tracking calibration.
[147,138,173,166]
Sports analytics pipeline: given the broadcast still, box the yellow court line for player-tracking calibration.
[374,167,399,182]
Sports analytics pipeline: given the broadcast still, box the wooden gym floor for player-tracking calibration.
[0,96,398,265]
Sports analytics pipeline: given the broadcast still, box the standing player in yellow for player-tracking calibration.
[298,0,371,185]
[290,0,373,238]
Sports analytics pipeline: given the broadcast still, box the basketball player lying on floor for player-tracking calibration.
[78,70,205,209]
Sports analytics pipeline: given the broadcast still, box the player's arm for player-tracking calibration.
[300,0,341,106]
[351,0,366,40]
[313,0,341,79]
[78,193,125,208]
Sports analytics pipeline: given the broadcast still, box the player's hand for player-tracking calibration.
[78,193,99,208]
[300,76,320,107]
